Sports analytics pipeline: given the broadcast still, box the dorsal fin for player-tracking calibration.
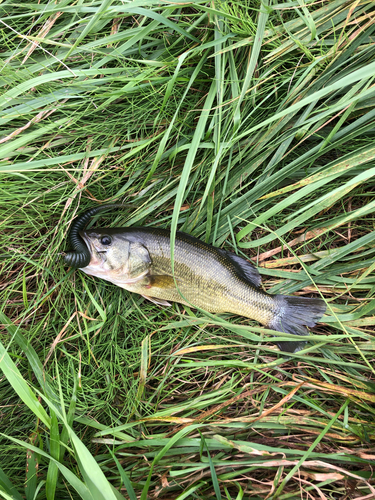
[220,250,262,288]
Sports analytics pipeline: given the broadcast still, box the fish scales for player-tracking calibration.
[150,236,276,324]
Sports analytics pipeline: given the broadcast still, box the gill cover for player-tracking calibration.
[64,204,126,268]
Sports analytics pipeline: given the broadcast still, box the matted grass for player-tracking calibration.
[1,0,375,498]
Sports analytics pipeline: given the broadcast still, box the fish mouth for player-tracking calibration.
[79,231,99,263]
[79,231,93,253]
[79,231,107,266]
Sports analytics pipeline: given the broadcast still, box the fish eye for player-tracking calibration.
[100,235,112,246]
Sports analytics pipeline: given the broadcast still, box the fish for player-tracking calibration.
[64,205,326,353]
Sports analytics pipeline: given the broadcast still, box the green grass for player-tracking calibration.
[1,0,375,498]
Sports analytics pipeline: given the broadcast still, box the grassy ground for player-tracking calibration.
[1,0,375,498]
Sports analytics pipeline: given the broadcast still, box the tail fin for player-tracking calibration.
[268,295,326,353]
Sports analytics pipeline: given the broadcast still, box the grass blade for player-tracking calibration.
[0,339,50,428]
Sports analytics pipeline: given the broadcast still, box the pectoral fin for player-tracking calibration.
[141,275,176,307]
[144,275,176,289]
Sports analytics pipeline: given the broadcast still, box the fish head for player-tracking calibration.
[79,229,151,283]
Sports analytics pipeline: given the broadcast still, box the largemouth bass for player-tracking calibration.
[64,205,326,353]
